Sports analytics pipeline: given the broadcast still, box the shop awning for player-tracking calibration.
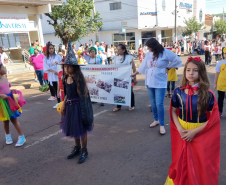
[0,0,63,7]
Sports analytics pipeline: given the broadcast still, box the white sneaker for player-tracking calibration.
[160,126,166,135]
[53,103,59,108]
[35,78,38,82]
[48,96,56,101]
[5,134,13,145]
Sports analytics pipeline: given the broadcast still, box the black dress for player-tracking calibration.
[60,78,93,139]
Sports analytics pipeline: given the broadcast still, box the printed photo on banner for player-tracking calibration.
[96,79,112,93]
[114,94,126,104]
[114,78,129,89]
[88,87,99,96]
[85,75,96,84]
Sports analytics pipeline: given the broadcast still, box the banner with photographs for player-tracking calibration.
[81,65,132,106]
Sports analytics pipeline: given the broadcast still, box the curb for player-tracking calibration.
[11,82,40,90]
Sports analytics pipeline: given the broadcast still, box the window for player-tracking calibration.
[199,9,203,22]
[110,2,121,10]
[141,31,156,46]
[113,32,136,50]
[0,33,20,49]
[162,0,166,11]
[161,29,173,44]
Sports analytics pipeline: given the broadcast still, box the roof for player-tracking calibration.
[205,14,213,19]
[0,0,63,7]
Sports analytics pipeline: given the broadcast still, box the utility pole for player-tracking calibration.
[175,0,177,42]
[223,8,224,20]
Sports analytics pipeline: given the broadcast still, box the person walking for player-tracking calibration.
[214,47,226,117]
[221,37,226,59]
[44,44,63,108]
[60,40,93,164]
[0,46,9,75]
[138,44,144,64]
[28,49,47,87]
[204,41,211,66]
[0,63,26,146]
[113,44,137,112]
[165,56,220,185]
[131,38,182,135]
[105,44,112,65]
[29,41,38,82]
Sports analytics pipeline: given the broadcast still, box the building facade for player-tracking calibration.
[42,0,206,50]
[0,0,62,60]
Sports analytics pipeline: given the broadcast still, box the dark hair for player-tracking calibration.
[105,44,109,52]
[145,38,164,60]
[118,44,129,63]
[63,65,89,97]
[95,41,99,44]
[47,44,56,59]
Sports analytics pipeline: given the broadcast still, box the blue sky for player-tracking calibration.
[206,0,226,14]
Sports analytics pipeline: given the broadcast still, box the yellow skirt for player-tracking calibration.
[164,117,205,185]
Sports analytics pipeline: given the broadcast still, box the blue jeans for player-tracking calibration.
[192,47,195,55]
[147,87,166,126]
[35,70,47,86]
[167,81,175,92]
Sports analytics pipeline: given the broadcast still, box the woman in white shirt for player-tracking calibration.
[131,38,182,135]
[204,41,211,66]
[113,44,137,112]
[105,45,112,65]
[81,47,101,65]
[44,44,62,108]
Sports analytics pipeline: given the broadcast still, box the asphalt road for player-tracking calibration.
[0,56,226,185]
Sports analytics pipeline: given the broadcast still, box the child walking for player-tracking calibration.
[166,68,178,98]
[0,64,26,146]
[60,40,93,164]
[214,47,226,117]
[165,56,220,185]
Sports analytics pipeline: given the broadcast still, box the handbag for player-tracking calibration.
[44,73,48,80]
[39,84,49,92]
[79,79,94,125]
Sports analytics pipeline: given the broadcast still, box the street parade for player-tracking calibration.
[0,0,226,184]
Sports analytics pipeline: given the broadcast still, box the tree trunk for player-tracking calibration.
[62,39,68,47]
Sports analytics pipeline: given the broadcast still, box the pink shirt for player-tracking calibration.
[0,82,11,94]
[30,54,45,71]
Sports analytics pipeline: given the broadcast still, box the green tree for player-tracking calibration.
[182,16,204,37]
[45,0,103,45]
[213,19,226,35]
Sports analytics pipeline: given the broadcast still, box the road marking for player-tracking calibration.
[24,110,108,149]
[31,93,50,98]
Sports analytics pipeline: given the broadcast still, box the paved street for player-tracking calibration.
[0,56,226,185]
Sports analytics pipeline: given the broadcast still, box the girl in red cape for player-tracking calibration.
[165,56,220,185]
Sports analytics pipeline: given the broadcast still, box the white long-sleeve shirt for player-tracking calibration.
[44,54,62,86]
[138,49,182,88]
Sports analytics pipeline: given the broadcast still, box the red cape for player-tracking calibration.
[168,90,220,185]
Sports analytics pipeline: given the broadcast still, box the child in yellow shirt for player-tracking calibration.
[77,50,85,64]
[166,68,178,98]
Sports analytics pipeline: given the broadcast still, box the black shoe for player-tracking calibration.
[67,145,81,159]
[78,148,88,164]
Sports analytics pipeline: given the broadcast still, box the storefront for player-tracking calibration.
[0,1,62,60]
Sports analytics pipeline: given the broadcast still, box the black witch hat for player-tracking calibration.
[60,39,85,66]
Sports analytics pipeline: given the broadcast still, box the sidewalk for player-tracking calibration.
[8,71,40,90]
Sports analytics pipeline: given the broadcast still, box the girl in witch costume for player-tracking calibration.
[60,40,93,164]
[0,63,27,146]
[165,56,220,185]
[214,47,226,117]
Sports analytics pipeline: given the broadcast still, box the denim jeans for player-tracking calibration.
[147,87,166,126]
[35,70,47,86]
[167,81,175,92]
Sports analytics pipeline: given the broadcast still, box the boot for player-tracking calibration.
[67,145,81,159]
[78,148,88,164]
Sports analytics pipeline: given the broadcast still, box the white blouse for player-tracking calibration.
[114,55,133,65]
[138,49,182,88]
[44,54,62,86]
